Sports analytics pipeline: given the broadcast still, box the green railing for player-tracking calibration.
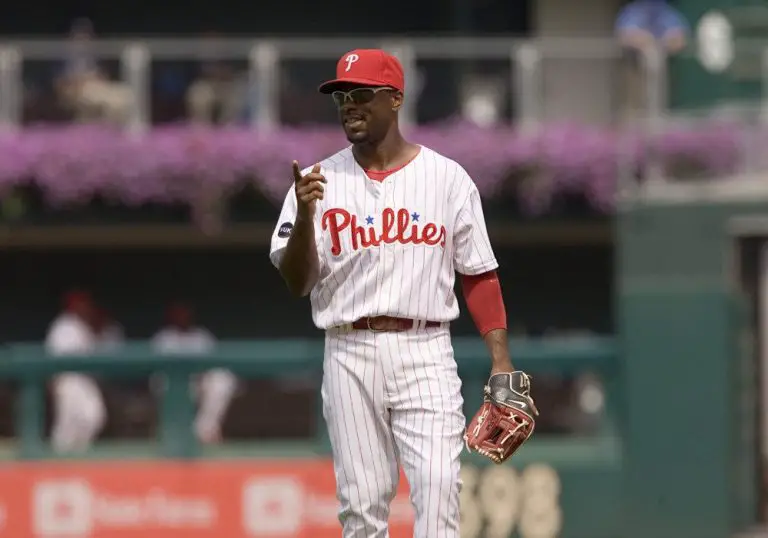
[1,337,619,458]
[0,337,621,538]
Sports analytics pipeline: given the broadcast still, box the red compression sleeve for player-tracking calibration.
[461,270,507,336]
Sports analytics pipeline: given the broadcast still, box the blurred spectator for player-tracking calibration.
[63,18,98,78]
[55,18,134,125]
[616,0,688,53]
[615,0,688,121]
[44,290,106,452]
[186,33,248,124]
[151,302,237,444]
[93,308,125,351]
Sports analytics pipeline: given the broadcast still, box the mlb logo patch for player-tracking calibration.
[277,222,293,238]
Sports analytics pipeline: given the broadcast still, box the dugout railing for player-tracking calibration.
[0,336,620,538]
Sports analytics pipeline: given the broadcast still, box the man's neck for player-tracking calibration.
[352,128,414,171]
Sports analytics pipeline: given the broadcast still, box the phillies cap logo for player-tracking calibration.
[344,53,359,72]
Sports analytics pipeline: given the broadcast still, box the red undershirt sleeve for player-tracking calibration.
[461,270,507,336]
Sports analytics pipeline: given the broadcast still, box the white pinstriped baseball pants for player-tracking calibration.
[323,326,464,538]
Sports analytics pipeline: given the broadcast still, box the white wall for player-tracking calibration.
[533,0,625,124]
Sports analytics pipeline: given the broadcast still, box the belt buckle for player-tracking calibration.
[366,317,390,333]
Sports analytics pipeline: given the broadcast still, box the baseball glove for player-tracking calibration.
[464,371,538,464]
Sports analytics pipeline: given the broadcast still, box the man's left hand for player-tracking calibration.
[464,371,537,464]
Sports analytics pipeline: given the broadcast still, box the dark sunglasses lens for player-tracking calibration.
[350,89,376,104]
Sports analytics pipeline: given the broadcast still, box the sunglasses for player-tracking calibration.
[331,87,393,107]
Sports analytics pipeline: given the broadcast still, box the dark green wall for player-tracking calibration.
[0,244,612,342]
[619,201,760,538]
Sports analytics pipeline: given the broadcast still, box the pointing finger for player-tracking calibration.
[292,161,302,183]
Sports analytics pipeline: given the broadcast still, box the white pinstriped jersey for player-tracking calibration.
[270,146,498,329]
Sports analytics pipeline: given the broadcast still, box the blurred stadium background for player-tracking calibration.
[0,0,766,537]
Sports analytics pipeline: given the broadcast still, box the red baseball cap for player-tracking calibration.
[63,289,93,310]
[166,302,193,324]
[318,49,405,94]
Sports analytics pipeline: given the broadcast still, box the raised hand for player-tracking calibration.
[292,161,326,220]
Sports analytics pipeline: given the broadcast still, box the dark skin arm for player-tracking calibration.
[485,328,515,375]
[278,161,326,297]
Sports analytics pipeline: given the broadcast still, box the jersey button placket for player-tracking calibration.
[383,181,396,275]
[371,183,384,262]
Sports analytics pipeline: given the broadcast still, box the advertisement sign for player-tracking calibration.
[0,460,415,538]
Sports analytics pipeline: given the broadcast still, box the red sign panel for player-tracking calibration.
[0,460,414,537]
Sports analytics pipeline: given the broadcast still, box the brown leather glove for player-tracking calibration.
[464,371,538,464]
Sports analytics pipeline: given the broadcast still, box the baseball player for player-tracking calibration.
[270,49,538,537]
[93,307,125,351]
[45,290,106,452]
[151,303,236,444]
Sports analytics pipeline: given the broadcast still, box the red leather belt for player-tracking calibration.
[351,316,442,332]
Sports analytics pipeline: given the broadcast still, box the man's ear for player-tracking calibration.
[392,91,404,111]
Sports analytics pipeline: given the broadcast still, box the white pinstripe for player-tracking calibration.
[323,326,464,537]
[270,145,498,537]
